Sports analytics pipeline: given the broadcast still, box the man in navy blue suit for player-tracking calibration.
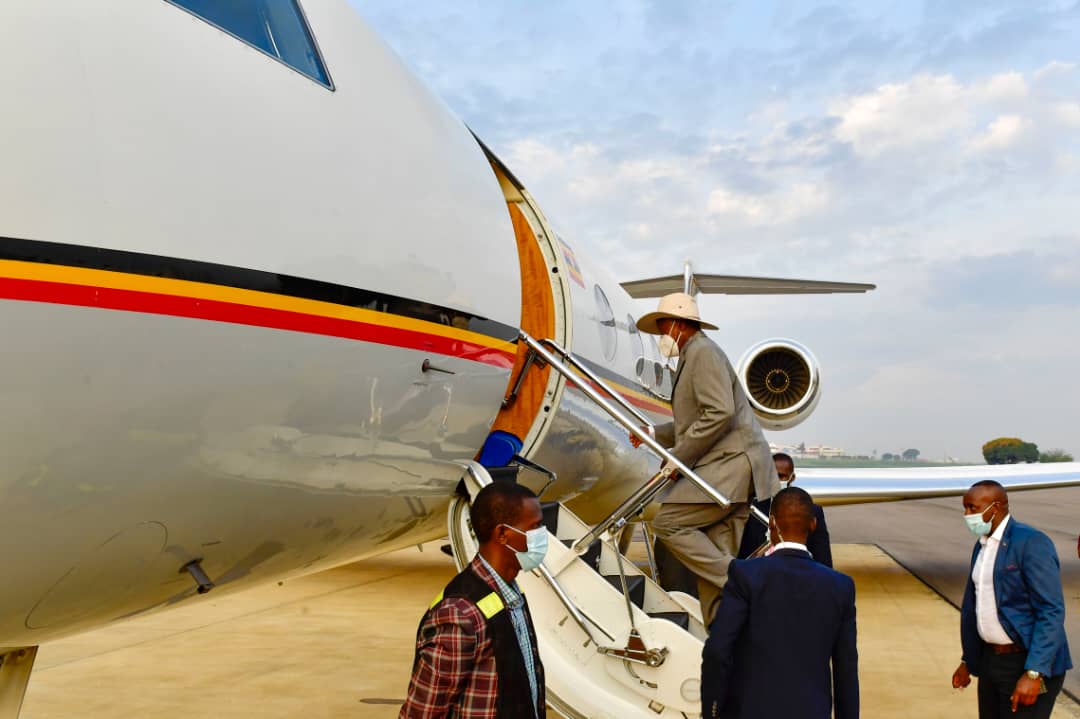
[951,480,1072,718]
[737,453,832,566]
[701,487,858,719]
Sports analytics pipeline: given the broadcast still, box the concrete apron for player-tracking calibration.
[18,543,1080,719]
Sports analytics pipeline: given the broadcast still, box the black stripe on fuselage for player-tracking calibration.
[0,236,520,342]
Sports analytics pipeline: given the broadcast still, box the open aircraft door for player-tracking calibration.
[476,141,576,468]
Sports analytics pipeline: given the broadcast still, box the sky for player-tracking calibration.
[352,1,1080,461]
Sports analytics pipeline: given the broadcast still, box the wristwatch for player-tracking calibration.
[1026,670,1041,680]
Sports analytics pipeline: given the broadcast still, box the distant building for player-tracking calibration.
[804,445,846,458]
[768,442,847,458]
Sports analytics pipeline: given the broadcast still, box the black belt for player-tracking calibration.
[987,642,1025,655]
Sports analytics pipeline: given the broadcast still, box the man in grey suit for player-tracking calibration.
[633,292,779,624]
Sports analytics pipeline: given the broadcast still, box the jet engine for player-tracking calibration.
[736,339,821,431]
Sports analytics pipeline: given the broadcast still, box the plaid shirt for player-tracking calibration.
[476,556,539,717]
[400,556,538,719]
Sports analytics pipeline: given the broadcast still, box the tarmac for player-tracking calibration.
[827,485,1080,704]
[18,488,1080,718]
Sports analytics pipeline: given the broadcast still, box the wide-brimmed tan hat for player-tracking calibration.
[636,292,718,334]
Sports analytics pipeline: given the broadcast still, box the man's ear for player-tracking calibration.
[809,516,818,535]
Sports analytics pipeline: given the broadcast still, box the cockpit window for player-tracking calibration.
[167,0,332,88]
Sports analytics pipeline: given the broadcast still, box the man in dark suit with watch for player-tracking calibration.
[951,480,1072,718]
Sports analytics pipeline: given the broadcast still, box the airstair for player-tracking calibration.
[448,332,769,719]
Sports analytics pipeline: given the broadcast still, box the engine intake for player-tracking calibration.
[736,339,821,431]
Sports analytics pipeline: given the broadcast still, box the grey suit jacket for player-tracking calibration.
[653,333,779,504]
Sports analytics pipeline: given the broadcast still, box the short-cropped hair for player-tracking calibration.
[771,486,815,522]
[471,481,539,543]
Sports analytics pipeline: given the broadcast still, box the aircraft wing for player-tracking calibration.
[797,462,1080,506]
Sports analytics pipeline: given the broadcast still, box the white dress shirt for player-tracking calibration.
[972,514,1013,645]
[766,541,811,557]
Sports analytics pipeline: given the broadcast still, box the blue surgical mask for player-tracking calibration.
[502,525,549,571]
[964,502,998,537]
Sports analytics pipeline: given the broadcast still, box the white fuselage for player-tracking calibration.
[0,0,667,649]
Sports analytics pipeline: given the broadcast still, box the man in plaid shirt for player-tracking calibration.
[400,482,547,719]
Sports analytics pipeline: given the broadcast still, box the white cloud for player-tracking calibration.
[706,182,829,226]
[830,74,971,156]
[969,114,1029,153]
[505,138,568,178]
[974,72,1029,103]
[707,187,768,220]
[1034,60,1077,82]
[1052,102,1080,128]
[829,71,1036,157]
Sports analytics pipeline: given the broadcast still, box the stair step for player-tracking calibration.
[561,538,602,572]
[603,573,645,608]
[541,502,561,535]
[647,611,690,631]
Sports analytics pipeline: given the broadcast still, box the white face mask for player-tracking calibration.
[658,327,683,358]
[502,524,548,571]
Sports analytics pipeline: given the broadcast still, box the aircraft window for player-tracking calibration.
[628,314,645,377]
[593,285,617,361]
[167,0,332,88]
[635,357,650,388]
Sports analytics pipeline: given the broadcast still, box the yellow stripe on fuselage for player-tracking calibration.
[0,259,516,355]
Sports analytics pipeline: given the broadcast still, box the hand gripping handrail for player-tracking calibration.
[517,332,769,555]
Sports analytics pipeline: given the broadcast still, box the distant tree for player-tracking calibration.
[1039,448,1074,463]
[902,448,920,462]
[982,437,1040,464]
[881,453,894,461]
[797,442,806,454]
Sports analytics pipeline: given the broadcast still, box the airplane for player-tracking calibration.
[1,2,1077,716]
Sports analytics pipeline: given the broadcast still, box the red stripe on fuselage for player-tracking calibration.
[0,276,515,369]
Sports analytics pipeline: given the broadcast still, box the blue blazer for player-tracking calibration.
[738,498,833,567]
[701,549,858,719]
[960,518,1072,677]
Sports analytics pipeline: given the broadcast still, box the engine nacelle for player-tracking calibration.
[736,339,821,431]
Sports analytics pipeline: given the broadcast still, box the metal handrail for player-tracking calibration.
[571,467,674,553]
[536,564,615,644]
[538,338,653,428]
[519,332,769,539]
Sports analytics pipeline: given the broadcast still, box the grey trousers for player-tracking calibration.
[650,501,749,626]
